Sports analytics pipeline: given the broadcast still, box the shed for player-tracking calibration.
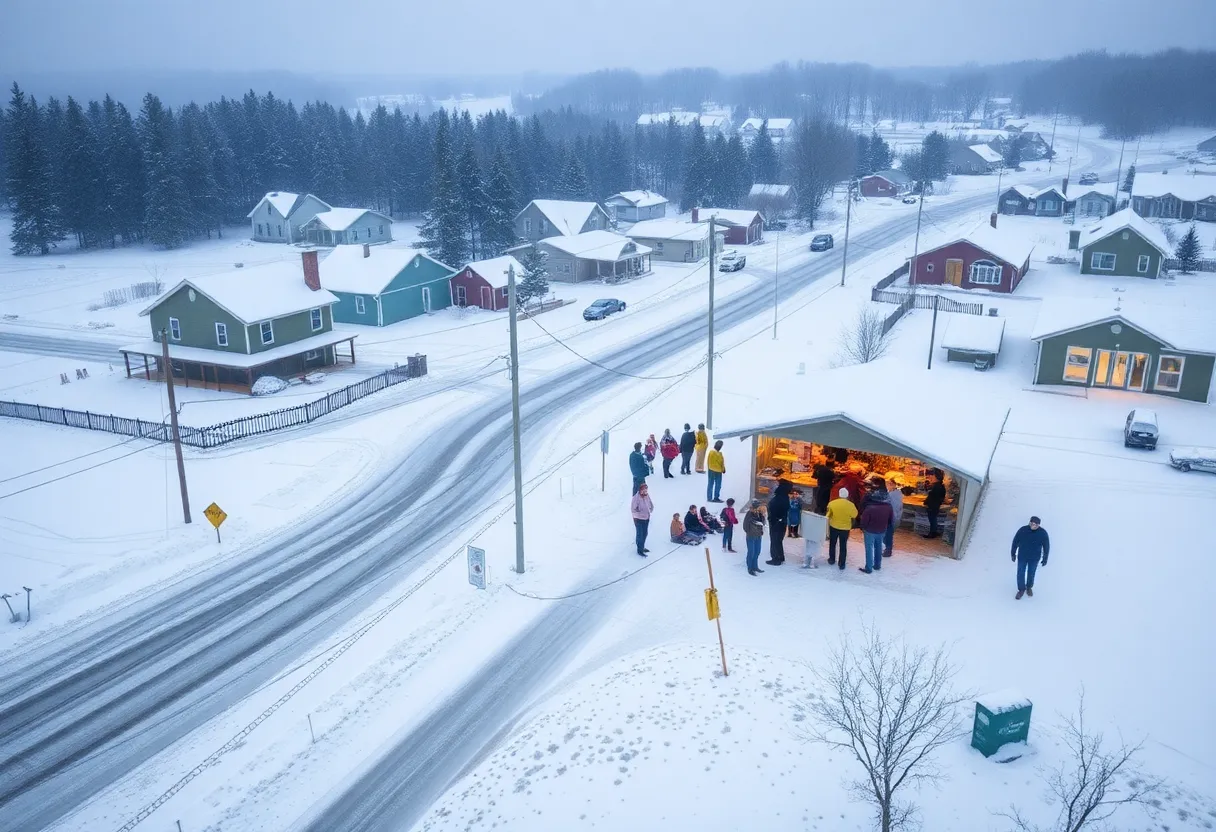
[940,314,1006,366]
[692,207,764,245]
[319,244,454,324]
[450,255,526,311]
[859,170,912,198]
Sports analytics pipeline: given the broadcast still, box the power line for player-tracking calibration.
[0,443,158,501]
[504,543,681,600]
[525,313,706,381]
[0,435,143,484]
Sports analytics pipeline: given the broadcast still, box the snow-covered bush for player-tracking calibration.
[251,375,288,396]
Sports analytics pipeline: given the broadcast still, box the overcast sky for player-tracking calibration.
[4,0,1213,79]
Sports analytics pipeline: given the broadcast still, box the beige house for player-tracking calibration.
[537,231,653,283]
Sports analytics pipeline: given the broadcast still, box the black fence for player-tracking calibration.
[0,357,427,449]
[1164,258,1216,273]
[871,288,984,316]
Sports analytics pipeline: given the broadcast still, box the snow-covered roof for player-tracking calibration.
[1030,185,1065,199]
[748,184,792,198]
[1003,184,1038,200]
[1131,172,1216,202]
[607,190,668,208]
[741,118,794,132]
[969,144,1004,164]
[866,169,910,186]
[1064,188,1113,202]
[1078,207,1171,255]
[318,245,453,295]
[120,330,355,369]
[624,219,709,242]
[714,364,1008,483]
[698,114,729,129]
[978,689,1032,715]
[302,207,392,233]
[522,200,605,236]
[924,222,1034,267]
[636,111,701,127]
[540,230,652,261]
[461,255,528,287]
[142,258,339,323]
[940,314,1005,354]
[1030,299,1216,355]
[247,191,301,219]
[697,207,763,228]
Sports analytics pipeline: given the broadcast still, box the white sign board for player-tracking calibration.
[467,545,486,590]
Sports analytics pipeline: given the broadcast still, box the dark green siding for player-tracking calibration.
[1080,229,1162,278]
[1035,321,1213,403]
[244,305,332,353]
[148,286,245,353]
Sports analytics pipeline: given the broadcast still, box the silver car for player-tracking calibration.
[1170,448,1216,474]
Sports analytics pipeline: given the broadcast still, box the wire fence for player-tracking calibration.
[871,287,984,316]
[0,356,427,449]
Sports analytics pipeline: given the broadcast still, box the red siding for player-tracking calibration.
[909,240,1026,294]
[449,268,505,311]
[721,216,764,244]
[859,176,897,198]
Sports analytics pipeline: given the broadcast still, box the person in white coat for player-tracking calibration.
[884,477,904,557]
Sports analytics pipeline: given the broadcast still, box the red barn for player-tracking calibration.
[449,255,526,311]
[692,207,764,245]
[910,223,1034,294]
[859,169,911,198]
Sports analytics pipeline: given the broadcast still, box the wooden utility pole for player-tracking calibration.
[909,182,927,290]
[1047,108,1059,173]
[160,329,191,524]
[704,548,728,676]
[926,294,940,370]
[706,217,716,430]
[507,264,526,574]
[839,179,854,287]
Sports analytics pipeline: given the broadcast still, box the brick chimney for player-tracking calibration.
[691,207,699,223]
[301,249,321,291]
[363,243,371,258]
[990,212,998,229]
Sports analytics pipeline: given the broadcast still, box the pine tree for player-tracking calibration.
[5,84,65,255]
[480,149,520,256]
[58,96,103,249]
[102,96,144,244]
[310,121,346,201]
[418,115,469,267]
[1002,134,1026,170]
[749,119,780,184]
[723,134,750,208]
[868,130,892,172]
[1174,224,1200,274]
[178,104,223,239]
[557,149,591,201]
[1121,164,1136,194]
[854,133,872,178]
[517,246,550,306]
[455,142,486,257]
[139,93,190,249]
[920,131,950,181]
[682,121,712,210]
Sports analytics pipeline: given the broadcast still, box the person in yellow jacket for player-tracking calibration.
[694,423,709,473]
[706,440,726,502]
[826,487,858,571]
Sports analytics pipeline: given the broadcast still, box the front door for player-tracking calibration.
[422,286,432,313]
[1126,353,1150,391]
[1093,349,1114,386]
[480,286,492,309]
[945,259,963,286]
[1109,352,1131,388]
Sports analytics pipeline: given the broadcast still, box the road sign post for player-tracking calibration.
[704,548,728,676]
[467,545,487,590]
[203,502,227,543]
[600,430,609,492]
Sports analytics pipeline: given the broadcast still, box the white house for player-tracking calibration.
[740,118,794,143]
[247,191,332,243]
[604,191,668,224]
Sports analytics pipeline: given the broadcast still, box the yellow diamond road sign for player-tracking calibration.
[204,502,227,529]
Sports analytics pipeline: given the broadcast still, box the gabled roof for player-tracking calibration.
[1002,184,1038,200]
[1078,207,1171,255]
[319,245,453,295]
[636,111,701,127]
[1064,188,1114,202]
[142,259,338,323]
[607,190,668,208]
[748,183,792,198]
[461,255,528,288]
[1030,185,1065,200]
[741,117,794,132]
[923,222,1034,267]
[302,207,393,233]
[1130,172,1216,203]
[1198,135,1216,150]
[539,230,653,260]
[697,207,763,227]
[246,191,302,219]
[866,169,911,186]
[940,314,1005,354]
[1031,299,1216,355]
[624,219,709,242]
[519,200,606,236]
[968,144,1004,164]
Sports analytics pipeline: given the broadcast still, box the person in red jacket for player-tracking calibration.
[659,429,680,479]
[832,470,865,515]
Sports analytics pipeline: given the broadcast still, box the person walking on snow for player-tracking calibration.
[707,440,726,502]
[630,483,653,557]
[786,489,804,538]
[884,477,903,557]
[660,430,679,478]
[826,488,858,570]
[743,499,766,575]
[629,442,649,495]
[766,479,792,565]
[679,424,696,475]
[644,435,658,475]
[922,469,946,539]
[1011,516,1050,599]
[694,424,709,473]
[858,482,893,574]
[720,498,738,552]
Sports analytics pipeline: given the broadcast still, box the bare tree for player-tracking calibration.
[836,304,894,366]
[805,624,970,832]
[1003,693,1161,832]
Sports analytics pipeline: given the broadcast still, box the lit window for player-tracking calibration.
[215,322,228,346]
[310,308,323,331]
[355,296,366,314]
[1137,254,1151,274]
[1155,355,1185,392]
[169,317,181,341]
[1063,346,1092,383]
[969,260,1002,285]
[260,320,274,345]
[1090,252,1116,271]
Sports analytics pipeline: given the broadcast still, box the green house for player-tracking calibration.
[319,244,455,325]
[1076,207,1171,279]
[1031,300,1215,403]
[121,250,357,392]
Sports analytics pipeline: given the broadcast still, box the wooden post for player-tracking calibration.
[350,338,356,365]
[143,354,151,380]
[705,548,728,677]
[161,330,192,525]
[122,351,131,378]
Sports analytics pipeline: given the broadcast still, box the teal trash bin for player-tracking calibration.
[971,690,1032,758]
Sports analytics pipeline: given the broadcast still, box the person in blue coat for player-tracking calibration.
[629,442,649,495]
[1011,516,1050,600]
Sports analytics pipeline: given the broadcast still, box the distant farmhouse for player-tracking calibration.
[740,118,794,143]
[515,199,611,243]
[950,143,1003,175]
[605,190,668,225]
[248,192,331,243]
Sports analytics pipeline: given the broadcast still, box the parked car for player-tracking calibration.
[582,298,626,320]
[718,251,746,272]
[1079,172,1099,185]
[1169,448,1216,474]
[767,219,789,231]
[809,234,834,252]
[1123,408,1158,450]
[901,195,919,205]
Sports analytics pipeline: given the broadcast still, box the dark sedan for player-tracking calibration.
[810,233,834,251]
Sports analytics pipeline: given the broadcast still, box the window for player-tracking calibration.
[1137,254,1151,274]
[1155,355,1185,392]
[257,223,263,236]
[1040,199,1056,211]
[540,218,549,234]
[524,218,532,234]
[260,320,274,345]
[277,224,283,237]
[560,261,571,274]
[1003,198,1020,208]
[354,296,366,314]
[351,231,360,243]
[1063,346,1093,383]
[456,285,467,304]
[305,350,320,360]
[654,240,664,253]
[310,308,323,331]
[365,227,371,238]
[925,262,934,272]
[1090,252,1116,271]
[169,317,181,341]
[267,203,272,214]
[378,225,384,234]
[215,322,228,346]
[588,216,598,230]
[969,259,1002,285]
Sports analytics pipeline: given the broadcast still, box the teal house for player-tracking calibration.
[319,244,456,325]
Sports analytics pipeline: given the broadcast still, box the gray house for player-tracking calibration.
[950,143,1002,175]
[515,200,611,243]
[536,231,652,283]
[604,191,668,224]
[625,219,718,263]
[298,208,393,246]
[247,191,332,243]
[1067,188,1116,219]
